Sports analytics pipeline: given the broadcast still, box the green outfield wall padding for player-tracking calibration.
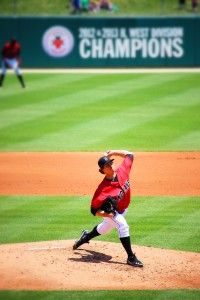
[0,16,199,67]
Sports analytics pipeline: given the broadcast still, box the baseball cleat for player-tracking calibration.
[73,230,89,250]
[127,254,143,267]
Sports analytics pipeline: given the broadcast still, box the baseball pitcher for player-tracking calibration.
[73,149,143,267]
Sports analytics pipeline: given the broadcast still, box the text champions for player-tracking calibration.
[79,27,184,59]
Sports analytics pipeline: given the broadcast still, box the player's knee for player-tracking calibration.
[15,68,21,76]
[97,224,112,235]
[119,224,129,238]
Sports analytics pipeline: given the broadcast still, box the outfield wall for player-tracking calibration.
[0,16,199,68]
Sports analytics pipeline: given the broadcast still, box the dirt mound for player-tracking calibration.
[0,240,199,291]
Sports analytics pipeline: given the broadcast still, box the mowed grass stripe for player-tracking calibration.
[127,196,200,251]
[2,84,199,151]
[0,73,199,151]
[111,90,200,150]
[33,96,200,151]
[0,196,92,243]
[0,196,199,253]
[0,290,200,300]
[0,73,96,103]
[0,73,148,111]
[138,208,200,251]
[0,73,187,129]
[166,130,200,150]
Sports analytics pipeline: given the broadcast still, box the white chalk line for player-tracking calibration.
[26,246,67,251]
[8,68,200,74]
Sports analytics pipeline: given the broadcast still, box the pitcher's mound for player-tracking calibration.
[0,240,199,290]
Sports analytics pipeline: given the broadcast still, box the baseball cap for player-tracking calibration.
[98,156,114,169]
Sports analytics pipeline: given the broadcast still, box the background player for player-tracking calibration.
[73,149,143,267]
[0,37,26,88]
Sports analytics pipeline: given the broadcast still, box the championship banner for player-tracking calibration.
[0,16,199,67]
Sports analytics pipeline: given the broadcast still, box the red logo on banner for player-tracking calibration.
[42,26,74,58]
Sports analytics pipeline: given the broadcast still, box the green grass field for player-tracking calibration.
[0,0,198,16]
[0,72,200,299]
[0,72,200,151]
[0,195,199,252]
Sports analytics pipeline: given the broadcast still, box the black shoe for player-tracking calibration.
[73,230,89,250]
[127,254,143,267]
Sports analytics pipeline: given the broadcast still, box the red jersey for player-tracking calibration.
[2,42,20,59]
[91,154,133,215]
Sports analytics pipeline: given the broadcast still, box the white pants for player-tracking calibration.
[97,209,129,238]
[2,58,21,75]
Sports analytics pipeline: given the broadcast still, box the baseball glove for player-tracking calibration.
[100,196,117,215]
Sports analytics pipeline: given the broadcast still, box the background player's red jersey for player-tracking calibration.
[2,42,20,59]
